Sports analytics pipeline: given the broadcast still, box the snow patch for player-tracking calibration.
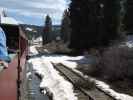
[28,59,78,100]
[41,55,83,64]
[62,62,133,100]
[28,45,133,100]
[29,46,38,55]
[95,80,133,100]
[26,27,33,31]
[125,41,133,48]
[61,61,77,69]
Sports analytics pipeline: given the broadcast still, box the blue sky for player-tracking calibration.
[0,0,69,26]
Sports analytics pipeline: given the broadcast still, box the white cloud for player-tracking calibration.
[0,0,68,25]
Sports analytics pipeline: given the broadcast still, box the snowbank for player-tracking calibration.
[125,41,133,48]
[95,81,133,100]
[28,46,78,100]
[28,58,77,100]
[61,60,133,100]
[28,45,133,100]
[29,46,39,55]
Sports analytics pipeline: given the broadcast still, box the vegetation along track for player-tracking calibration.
[52,63,116,100]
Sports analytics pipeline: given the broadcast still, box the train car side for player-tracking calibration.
[0,24,28,100]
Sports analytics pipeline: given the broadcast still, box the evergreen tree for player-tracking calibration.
[69,0,121,51]
[61,9,71,43]
[69,0,96,50]
[123,0,133,33]
[42,15,52,45]
[103,0,121,42]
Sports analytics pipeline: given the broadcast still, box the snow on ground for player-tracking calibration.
[95,81,133,100]
[120,41,133,48]
[28,58,78,100]
[29,45,39,55]
[28,46,78,100]
[120,35,133,48]
[125,41,133,48]
[35,37,42,42]
[28,45,133,100]
[61,60,133,100]
[25,27,33,31]
[41,55,83,68]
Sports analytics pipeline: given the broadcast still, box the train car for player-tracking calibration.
[0,24,28,100]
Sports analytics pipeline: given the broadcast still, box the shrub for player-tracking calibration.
[99,45,133,81]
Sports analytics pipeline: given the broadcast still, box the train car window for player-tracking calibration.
[0,24,19,60]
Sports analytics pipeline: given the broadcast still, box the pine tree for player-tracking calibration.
[123,0,133,33]
[61,9,71,43]
[69,0,121,51]
[69,0,93,49]
[42,15,52,45]
[103,0,121,42]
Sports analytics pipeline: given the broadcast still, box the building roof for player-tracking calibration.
[1,16,19,25]
[0,9,19,25]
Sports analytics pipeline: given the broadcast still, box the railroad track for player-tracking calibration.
[52,63,116,100]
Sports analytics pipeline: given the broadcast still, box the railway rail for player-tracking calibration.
[52,63,116,100]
